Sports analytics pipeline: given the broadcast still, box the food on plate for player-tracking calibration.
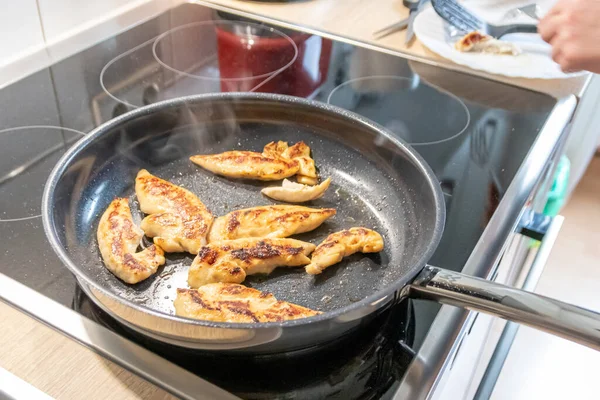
[188,238,316,287]
[207,205,336,242]
[97,198,165,284]
[135,169,213,254]
[261,178,332,203]
[174,283,320,323]
[190,150,299,181]
[305,227,384,275]
[263,141,318,185]
[455,31,521,55]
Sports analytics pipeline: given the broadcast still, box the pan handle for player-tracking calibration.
[408,265,600,351]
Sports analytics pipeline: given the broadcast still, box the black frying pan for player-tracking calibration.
[43,93,600,353]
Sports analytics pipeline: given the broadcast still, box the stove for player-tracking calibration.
[0,2,573,399]
[74,286,416,399]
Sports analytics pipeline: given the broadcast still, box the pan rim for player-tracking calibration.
[42,92,446,330]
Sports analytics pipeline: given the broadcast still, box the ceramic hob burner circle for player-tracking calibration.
[100,38,166,110]
[152,21,299,92]
[100,21,299,110]
[0,126,85,222]
[327,75,470,146]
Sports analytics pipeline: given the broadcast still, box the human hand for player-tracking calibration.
[538,0,600,73]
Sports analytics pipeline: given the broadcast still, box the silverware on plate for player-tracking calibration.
[504,3,540,21]
[405,0,429,44]
[373,0,427,41]
[431,0,538,38]
[373,17,410,40]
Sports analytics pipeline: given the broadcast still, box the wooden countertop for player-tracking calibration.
[196,0,590,98]
[0,301,175,400]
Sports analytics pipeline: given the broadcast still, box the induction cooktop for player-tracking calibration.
[0,3,558,399]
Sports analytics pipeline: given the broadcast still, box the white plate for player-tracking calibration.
[414,1,584,79]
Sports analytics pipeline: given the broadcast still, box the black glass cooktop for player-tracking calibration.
[74,286,416,399]
[0,3,557,398]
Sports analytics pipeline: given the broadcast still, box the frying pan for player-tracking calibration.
[43,93,600,354]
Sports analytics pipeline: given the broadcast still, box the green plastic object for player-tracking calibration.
[544,155,570,217]
[527,156,570,249]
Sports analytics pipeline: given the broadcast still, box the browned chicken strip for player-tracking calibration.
[188,238,316,288]
[135,169,213,254]
[262,140,289,157]
[175,283,320,323]
[263,141,318,185]
[282,142,318,185]
[305,227,384,275]
[455,31,520,55]
[190,151,299,181]
[208,205,336,242]
[261,178,332,203]
[97,198,165,284]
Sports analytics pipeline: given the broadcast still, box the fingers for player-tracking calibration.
[538,11,562,44]
[551,45,562,67]
[540,0,564,17]
[538,0,573,43]
[536,0,598,73]
[550,37,571,72]
[538,0,581,72]
[538,19,555,44]
[550,38,583,73]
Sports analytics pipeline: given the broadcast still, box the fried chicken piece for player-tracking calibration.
[455,31,521,55]
[207,205,336,243]
[297,175,318,185]
[188,238,316,288]
[174,283,320,323]
[263,141,318,185]
[190,151,299,181]
[282,142,318,185]
[97,198,165,284]
[135,169,213,254]
[305,227,384,275]
[261,178,332,203]
[262,140,289,157]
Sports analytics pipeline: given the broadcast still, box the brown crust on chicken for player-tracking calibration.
[97,198,165,284]
[135,169,213,254]
[188,238,316,288]
[284,142,317,183]
[263,141,318,184]
[305,227,384,275]
[262,141,289,157]
[190,151,299,181]
[455,31,520,55]
[455,31,488,52]
[174,283,320,323]
[208,205,336,243]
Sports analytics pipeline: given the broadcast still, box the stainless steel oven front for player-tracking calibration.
[392,109,573,400]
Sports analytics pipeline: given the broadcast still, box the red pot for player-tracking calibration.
[216,24,332,97]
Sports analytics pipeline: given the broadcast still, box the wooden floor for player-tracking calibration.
[491,156,600,399]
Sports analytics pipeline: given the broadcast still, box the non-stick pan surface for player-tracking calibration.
[43,93,443,331]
